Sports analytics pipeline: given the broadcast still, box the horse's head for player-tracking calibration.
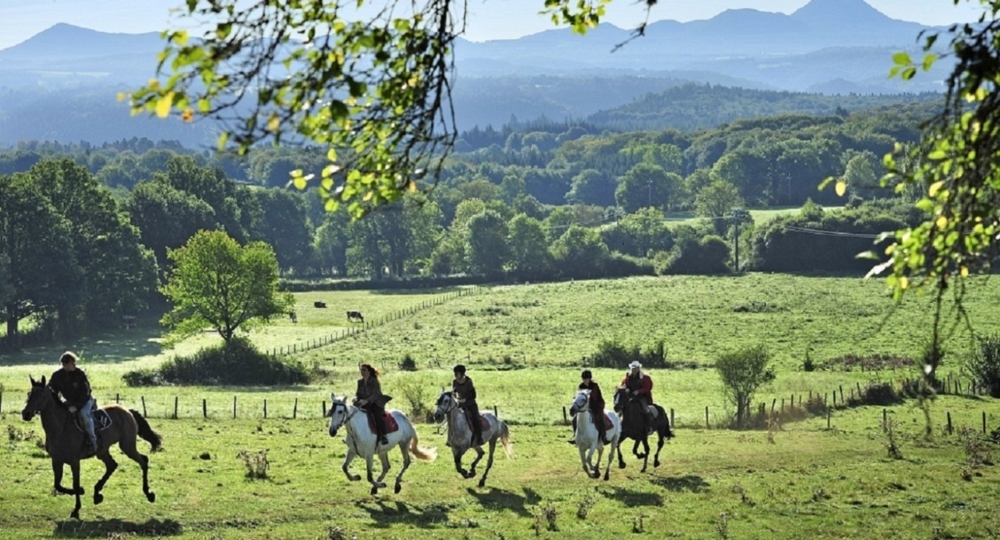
[433,389,454,423]
[22,375,50,421]
[327,394,350,437]
[613,386,629,414]
[569,390,590,416]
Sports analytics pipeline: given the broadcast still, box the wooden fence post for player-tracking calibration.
[202,398,207,418]
[826,408,831,430]
[705,406,710,429]
[984,411,988,435]
[562,406,568,424]
[493,405,498,417]
[233,396,238,419]
[173,396,178,419]
[141,396,147,417]
[0,391,3,414]
[264,399,268,419]
[293,398,298,419]
[882,408,887,431]
[116,393,120,404]
[670,408,675,428]
[947,411,953,434]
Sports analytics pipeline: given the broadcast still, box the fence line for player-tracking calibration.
[268,285,488,358]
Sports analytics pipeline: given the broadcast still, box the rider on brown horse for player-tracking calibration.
[620,361,655,430]
[49,352,98,454]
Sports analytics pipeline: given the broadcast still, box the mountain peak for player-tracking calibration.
[791,0,891,23]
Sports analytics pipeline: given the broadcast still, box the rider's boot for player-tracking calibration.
[567,417,578,444]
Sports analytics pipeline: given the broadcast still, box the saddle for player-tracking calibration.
[364,410,399,434]
[72,409,112,433]
[461,409,489,432]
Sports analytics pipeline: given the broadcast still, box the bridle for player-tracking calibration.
[569,391,590,416]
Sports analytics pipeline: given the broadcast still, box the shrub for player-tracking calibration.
[716,344,775,429]
[123,337,309,386]
[589,338,669,369]
[967,333,1000,398]
[399,353,417,371]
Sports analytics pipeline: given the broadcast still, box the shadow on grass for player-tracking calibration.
[598,486,664,507]
[355,500,452,528]
[649,474,711,493]
[464,486,542,518]
[53,518,182,538]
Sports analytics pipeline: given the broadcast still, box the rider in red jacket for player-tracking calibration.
[620,361,654,426]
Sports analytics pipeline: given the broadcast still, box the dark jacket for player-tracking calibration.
[356,377,389,408]
[49,368,92,409]
[621,373,653,404]
[578,381,605,410]
[453,376,477,405]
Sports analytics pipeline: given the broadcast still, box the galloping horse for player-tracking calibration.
[613,387,673,473]
[22,376,161,519]
[327,394,436,495]
[433,390,512,488]
[568,390,621,480]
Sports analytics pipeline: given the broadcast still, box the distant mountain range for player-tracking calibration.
[0,0,955,146]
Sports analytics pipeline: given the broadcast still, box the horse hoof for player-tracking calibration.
[603,474,610,481]
[147,492,156,503]
[370,486,378,496]
[477,478,487,488]
[70,510,80,520]
[618,463,626,469]
[94,493,104,505]
[394,484,402,494]
[654,460,661,468]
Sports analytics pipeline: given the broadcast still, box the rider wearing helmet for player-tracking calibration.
[49,351,98,454]
[452,364,484,446]
[569,369,611,445]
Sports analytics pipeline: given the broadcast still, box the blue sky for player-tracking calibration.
[0,0,986,50]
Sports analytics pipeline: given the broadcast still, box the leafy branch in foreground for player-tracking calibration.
[127,0,652,217]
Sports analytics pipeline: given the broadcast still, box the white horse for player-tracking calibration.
[433,390,513,488]
[569,389,621,480]
[327,394,436,495]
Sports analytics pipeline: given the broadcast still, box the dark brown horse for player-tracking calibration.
[22,376,161,519]
[613,387,673,473]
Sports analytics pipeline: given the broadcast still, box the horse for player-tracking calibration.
[568,390,621,480]
[612,387,673,473]
[21,376,161,519]
[433,390,513,488]
[327,394,436,495]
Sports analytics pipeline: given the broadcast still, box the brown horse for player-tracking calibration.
[21,376,161,519]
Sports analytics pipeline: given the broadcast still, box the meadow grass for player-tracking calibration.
[2,274,1000,538]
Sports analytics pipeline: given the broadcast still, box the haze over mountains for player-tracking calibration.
[0,0,954,146]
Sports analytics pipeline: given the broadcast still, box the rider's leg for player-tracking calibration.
[371,406,389,444]
[593,406,610,444]
[467,403,484,445]
[640,398,654,431]
[79,398,98,450]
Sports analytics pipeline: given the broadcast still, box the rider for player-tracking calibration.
[49,351,98,454]
[620,360,654,430]
[569,369,611,445]
[452,364,484,446]
[355,363,390,445]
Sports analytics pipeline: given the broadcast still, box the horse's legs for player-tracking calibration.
[394,440,412,494]
[653,433,665,468]
[364,453,379,495]
[342,445,361,482]
[51,460,77,495]
[467,445,485,479]
[477,440,496,488]
[578,445,590,475]
[93,453,118,505]
[69,460,82,520]
[639,438,650,473]
[592,445,604,479]
[604,437,618,481]
[617,438,627,469]
[374,451,390,489]
[452,447,468,478]
[120,435,156,503]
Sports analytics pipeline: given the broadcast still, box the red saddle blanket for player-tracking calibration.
[592,412,613,431]
[365,411,399,434]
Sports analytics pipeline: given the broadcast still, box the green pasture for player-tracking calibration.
[661,207,832,228]
[2,274,1000,538]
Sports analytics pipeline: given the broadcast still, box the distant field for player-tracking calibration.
[2,274,999,538]
[663,207,838,228]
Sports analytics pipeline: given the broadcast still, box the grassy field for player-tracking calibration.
[1,274,1000,538]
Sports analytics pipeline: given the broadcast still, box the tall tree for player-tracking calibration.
[160,230,293,345]
[615,163,680,213]
[507,214,552,276]
[466,210,509,275]
[253,188,315,273]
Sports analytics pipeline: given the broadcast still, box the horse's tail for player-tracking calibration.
[408,429,437,462]
[655,405,674,439]
[499,420,514,458]
[129,409,162,452]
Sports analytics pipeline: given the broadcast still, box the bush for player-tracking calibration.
[657,234,731,275]
[123,337,309,386]
[967,333,1000,398]
[399,353,418,371]
[715,344,775,429]
[589,338,669,369]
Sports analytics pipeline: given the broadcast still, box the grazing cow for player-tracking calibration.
[289,311,298,324]
[347,310,364,323]
[314,301,327,308]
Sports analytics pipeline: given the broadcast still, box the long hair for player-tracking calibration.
[360,363,379,379]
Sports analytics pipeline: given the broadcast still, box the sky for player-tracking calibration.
[0,0,987,50]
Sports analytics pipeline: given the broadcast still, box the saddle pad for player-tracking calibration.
[366,412,399,434]
[74,409,112,432]
[466,415,489,432]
